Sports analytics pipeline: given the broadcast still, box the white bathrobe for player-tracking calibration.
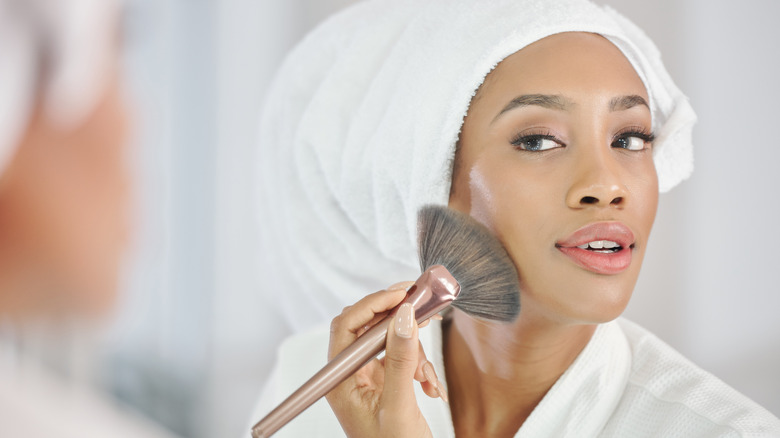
[250,318,780,437]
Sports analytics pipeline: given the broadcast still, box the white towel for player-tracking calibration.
[0,0,117,174]
[255,0,697,332]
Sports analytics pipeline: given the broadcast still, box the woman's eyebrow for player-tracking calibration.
[609,95,649,111]
[491,94,571,125]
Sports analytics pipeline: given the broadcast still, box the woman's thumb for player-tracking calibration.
[381,303,421,411]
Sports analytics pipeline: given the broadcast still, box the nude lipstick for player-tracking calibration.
[555,222,635,275]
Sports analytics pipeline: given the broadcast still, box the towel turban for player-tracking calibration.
[0,0,117,176]
[256,0,697,331]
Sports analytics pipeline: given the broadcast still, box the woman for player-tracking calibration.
[0,0,176,436]
[251,0,780,436]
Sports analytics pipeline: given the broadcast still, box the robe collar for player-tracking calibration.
[420,319,632,437]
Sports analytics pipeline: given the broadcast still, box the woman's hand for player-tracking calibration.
[326,282,447,438]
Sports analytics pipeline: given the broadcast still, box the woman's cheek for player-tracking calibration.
[627,158,659,239]
[467,165,499,232]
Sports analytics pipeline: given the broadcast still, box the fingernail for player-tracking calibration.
[439,383,449,403]
[387,281,414,292]
[423,361,448,403]
[394,303,414,338]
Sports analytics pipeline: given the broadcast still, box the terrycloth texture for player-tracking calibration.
[0,0,116,174]
[249,318,780,437]
[256,0,697,331]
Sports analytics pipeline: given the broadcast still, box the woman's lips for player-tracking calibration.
[555,222,636,275]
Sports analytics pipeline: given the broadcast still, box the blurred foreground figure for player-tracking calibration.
[0,0,176,436]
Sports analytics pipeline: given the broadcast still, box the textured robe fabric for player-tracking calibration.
[250,319,780,437]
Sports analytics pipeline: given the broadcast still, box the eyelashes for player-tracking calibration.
[510,129,562,152]
[509,127,656,152]
[611,127,656,151]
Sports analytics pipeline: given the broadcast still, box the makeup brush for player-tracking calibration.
[416,205,520,322]
[251,205,520,438]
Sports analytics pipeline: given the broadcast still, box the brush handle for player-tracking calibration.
[251,265,459,438]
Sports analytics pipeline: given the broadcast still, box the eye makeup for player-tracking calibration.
[611,127,655,151]
[510,129,563,152]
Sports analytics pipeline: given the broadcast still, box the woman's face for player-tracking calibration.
[0,70,129,318]
[449,32,658,325]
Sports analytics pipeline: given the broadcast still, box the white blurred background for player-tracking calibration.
[75,0,780,436]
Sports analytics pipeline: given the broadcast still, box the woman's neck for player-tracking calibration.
[443,308,596,437]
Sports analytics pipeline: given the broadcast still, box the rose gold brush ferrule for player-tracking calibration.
[250,265,460,438]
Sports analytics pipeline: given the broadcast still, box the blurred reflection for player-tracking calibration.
[0,0,177,436]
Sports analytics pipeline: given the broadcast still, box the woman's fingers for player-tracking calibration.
[412,341,448,402]
[328,287,408,360]
[387,280,417,291]
[413,341,429,382]
[325,280,438,437]
[421,360,448,402]
[380,303,422,413]
[328,278,447,402]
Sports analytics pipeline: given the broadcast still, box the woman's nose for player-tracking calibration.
[565,151,629,209]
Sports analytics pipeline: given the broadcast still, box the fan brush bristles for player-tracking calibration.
[417,205,521,322]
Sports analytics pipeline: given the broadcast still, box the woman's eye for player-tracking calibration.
[512,135,562,152]
[612,135,649,151]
